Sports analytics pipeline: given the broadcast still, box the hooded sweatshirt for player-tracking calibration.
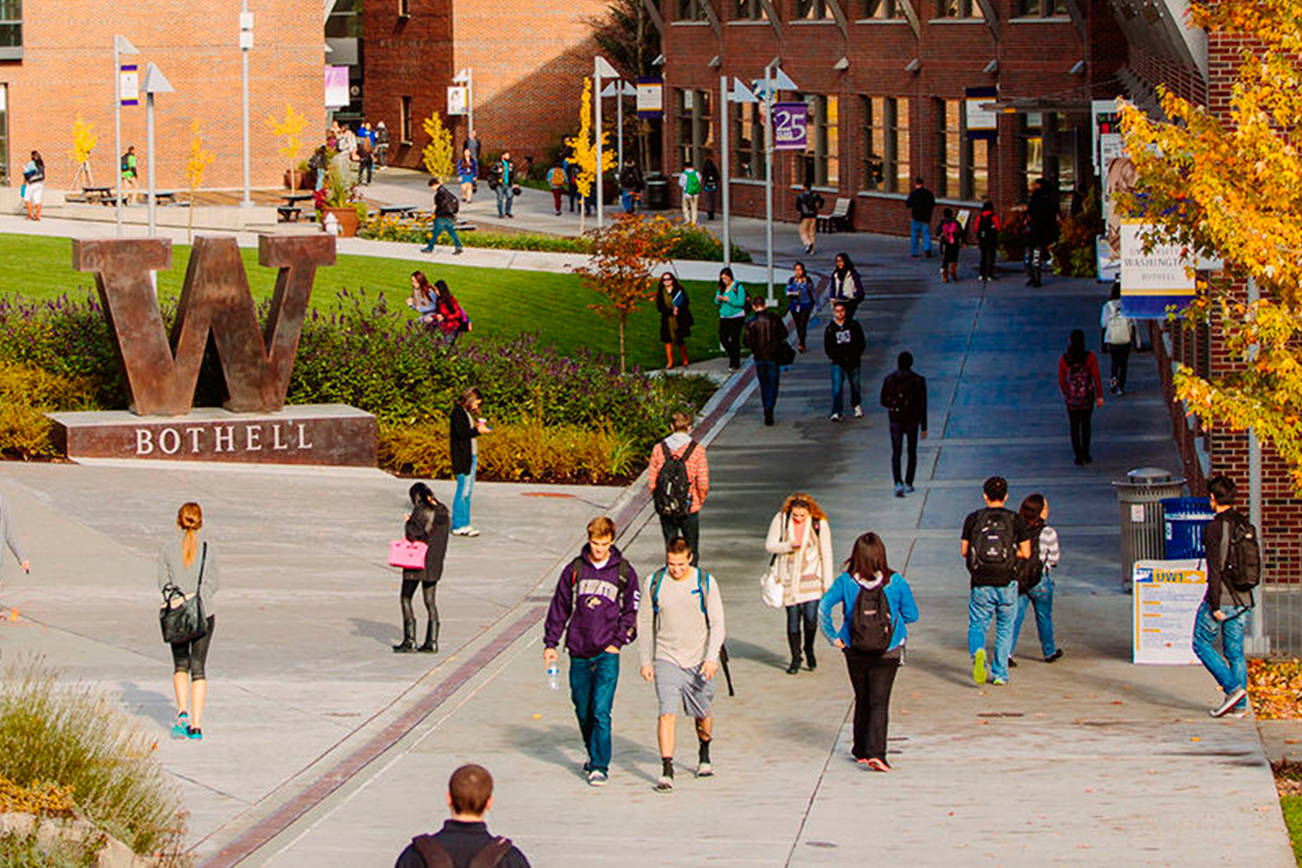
[544,544,640,658]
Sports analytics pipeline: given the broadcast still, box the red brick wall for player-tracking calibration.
[6,0,322,190]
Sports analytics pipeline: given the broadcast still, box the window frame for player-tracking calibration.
[795,93,838,188]
[677,0,709,21]
[934,98,987,201]
[400,96,413,145]
[676,88,714,171]
[0,0,22,59]
[861,0,905,18]
[795,0,834,20]
[731,101,766,180]
[397,0,410,17]
[862,95,909,193]
[733,0,767,21]
[934,0,983,18]
[1011,0,1067,17]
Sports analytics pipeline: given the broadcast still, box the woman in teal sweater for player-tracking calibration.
[819,532,918,771]
[715,267,747,371]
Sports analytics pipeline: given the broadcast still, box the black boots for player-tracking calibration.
[804,633,817,671]
[392,617,417,653]
[417,620,439,654]
[786,632,802,674]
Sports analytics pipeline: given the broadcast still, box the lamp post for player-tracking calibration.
[601,79,637,170]
[720,76,758,269]
[239,6,253,206]
[112,35,140,236]
[760,63,798,304]
[593,55,619,228]
[142,62,174,238]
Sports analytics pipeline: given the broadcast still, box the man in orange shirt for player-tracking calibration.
[647,412,710,566]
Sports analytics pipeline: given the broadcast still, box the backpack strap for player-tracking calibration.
[567,556,583,616]
[411,835,455,868]
[697,570,711,626]
[650,567,665,614]
[681,440,697,462]
[468,836,513,868]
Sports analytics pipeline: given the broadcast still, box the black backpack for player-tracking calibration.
[568,556,632,618]
[849,579,893,653]
[652,440,696,518]
[977,213,998,244]
[884,372,914,418]
[436,185,460,216]
[1016,528,1044,593]
[411,834,511,868]
[967,509,1018,576]
[1220,514,1261,595]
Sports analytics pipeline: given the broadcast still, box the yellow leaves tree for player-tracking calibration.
[565,77,616,233]
[422,110,454,180]
[68,115,97,188]
[266,103,308,189]
[183,120,214,242]
[1119,0,1302,490]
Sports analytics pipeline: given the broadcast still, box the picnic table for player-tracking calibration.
[283,193,315,206]
[378,205,417,217]
[82,186,115,205]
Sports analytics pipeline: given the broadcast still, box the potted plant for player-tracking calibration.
[320,160,361,237]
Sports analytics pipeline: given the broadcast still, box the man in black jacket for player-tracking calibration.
[905,177,936,258]
[702,152,720,220]
[823,302,865,421]
[880,352,928,497]
[795,183,825,254]
[743,296,789,426]
[395,764,530,868]
[1192,475,1253,719]
[1026,177,1059,286]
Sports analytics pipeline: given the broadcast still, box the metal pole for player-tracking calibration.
[1247,276,1268,652]
[721,75,731,269]
[146,91,156,237]
[241,0,251,207]
[764,66,774,304]
[468,69,474,147]
[595,62,604,228]
[617,85,624,171]
[114,39,123,235]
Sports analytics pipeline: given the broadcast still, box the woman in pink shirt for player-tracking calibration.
[765,493,835,674]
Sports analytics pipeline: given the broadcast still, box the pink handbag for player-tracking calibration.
[388,539,428,569]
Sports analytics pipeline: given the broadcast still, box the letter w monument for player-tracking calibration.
[49,234,378,467]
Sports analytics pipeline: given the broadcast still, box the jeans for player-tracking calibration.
[569,652,621,773]
[495,184,514,217]
[909,219,932,256]
[1108,343,1131,392]
[889,421,919,486]
[719,316,743,369]
[785,599,818,634]
[979,240,997,280]
[452,454,477,530]
[552,188,564,213]
[968,582,1018,681]
[426,216,462,251]
[830,364,862,416]
[1067,406,1094,461]
[844,649,900,761]
[1012,573,1057,658]
[621,190,636,213]
[659,511,701,566]
[755,359,780,419]
[1192,600,1250,710]
[790,307,811,349]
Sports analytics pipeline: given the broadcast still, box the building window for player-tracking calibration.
[935,0,983,17]
[732,102,765,180]
[934,99,987,201]
[0,0,22,59]
[795,94,838,187]
[678,0,709,20]
[398,0,409,16]
[734,0,766,21]
[863,0,905,17]
[1017,112,1043,201]
[677,89,713,170]
[863,96,909,193]
[1019,111,1078,200]
[796,0,833,19]
[400,96,413,144]
[1012,0,1066,15]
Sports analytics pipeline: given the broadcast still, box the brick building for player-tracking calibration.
[363,0,611,173]
[0,2,323,191]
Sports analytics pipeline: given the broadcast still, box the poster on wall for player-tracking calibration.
[1133,559,1205,665]
[1092,98,1121,177]
[965,86,998,140]
[446,86,468,116]
[772,102,808,151]
[1120,220,1197,318]
[637,76,663,119]
[1098,154,1136,282]
[325,65,350,109]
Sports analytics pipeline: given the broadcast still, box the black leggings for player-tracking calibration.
[719,317,744,369]
[1068,406,1094,461]
[844,650,899,762]
[401,579,439,626]
[171,615,215,680]
[791,307,812,349]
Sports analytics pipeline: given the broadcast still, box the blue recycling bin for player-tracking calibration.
[1161,497,1214,559]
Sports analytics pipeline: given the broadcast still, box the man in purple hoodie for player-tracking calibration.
[543,517,640,787]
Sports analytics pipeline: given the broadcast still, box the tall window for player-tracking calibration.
[1017,112,1043,201]
[734,0,766,20]
[398,0,410,16]
[796,94,838,187]
[863,0,905,17]
[400,96,413,144]
[678,0,709,20]
[863,96,909,193]
[1019,111,1077,200]
[935,0,983,17]
[1012,0,1067,15]
[934,99,987,200]
[0,0,20,57]
[677,89,714,169]
[796,0,833,19]
[732,102,765,179]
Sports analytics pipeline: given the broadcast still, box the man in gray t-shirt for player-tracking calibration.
[638,537,725,792]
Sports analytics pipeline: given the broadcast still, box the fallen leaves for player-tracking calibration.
[1273,760,1302,798]
[1247,658,1302,719]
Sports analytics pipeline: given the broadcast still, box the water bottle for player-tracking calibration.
[546,662,560,690]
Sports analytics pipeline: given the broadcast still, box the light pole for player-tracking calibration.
[240,6,253,207]
[593,55,619,228]
[142,62,174,237]
[720,76,758,269]
[602,79,637,170]
[760,62,798,304]
[113,35,139,236]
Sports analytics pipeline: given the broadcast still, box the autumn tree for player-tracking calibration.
[1119,0,1302,490]
[422,110,455,180]
[183,120,215,242]
[68,115,97,188]
[266,103,308,189]
[574,213,676,373]
[566,78,617,233]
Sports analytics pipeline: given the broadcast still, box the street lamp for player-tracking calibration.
[592,55,619,228]
[240,7,253,207]
[759,63,798,304]
[600,79,638,171]
[142,62,174,238]
[113,35,140,236]
[719,76,758,269]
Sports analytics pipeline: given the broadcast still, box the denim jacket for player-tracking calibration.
[786,277,816,312]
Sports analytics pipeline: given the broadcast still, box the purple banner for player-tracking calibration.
[772,102,808,151]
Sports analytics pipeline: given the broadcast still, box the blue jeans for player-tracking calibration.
[1012,573,1058,658]
[830,364,861,416]
[569,652,620,773]
[968,582,1017,681]
[495,184,514,217]
[786,599,818,634]
[426,216,462,251]
[755,359,780,418]
[620,190,636,213]
[1192,600,1249,710]
[452,454,477,530]
[910,219,932,256]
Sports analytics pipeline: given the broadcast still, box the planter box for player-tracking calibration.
[321,206,359,237]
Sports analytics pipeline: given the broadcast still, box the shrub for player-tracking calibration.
[666,224,753,263]
[0,362,97,459]
[0,294,126,407]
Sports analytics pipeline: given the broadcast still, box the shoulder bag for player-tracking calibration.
[760,517,785,609]
[159,543,209,645]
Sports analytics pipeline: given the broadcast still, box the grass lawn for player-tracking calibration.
[1284,794,1302,865]
[0,233,779,371]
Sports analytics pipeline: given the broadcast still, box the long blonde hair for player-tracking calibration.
[177,502,203,567]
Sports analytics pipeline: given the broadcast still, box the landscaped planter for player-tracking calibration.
[321,206,360,237]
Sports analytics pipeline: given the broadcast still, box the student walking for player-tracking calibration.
[619,159,643,213]
[22,151,44,221]
[656,273,693,369]
[829,253,865,318]
[422,178,464,255]
[393,483,451,654]
[974,201,1001,284]
[638,538,726,792]
[880,352,928,497]
[679,163,702,225]
[157,502,218,741]
[647,411,710,565]
[1100,282,1134,395]
[1026,178,1059,287]
[785,262,817,353]
[1010,493,1064,665]
[905,177,936,257]
[394,764,531,868]
[374,121,390,169]
[457,148,478,203]
[1193,475,1257,719]
[744,295,790,427]
[936,208,965,283]
[450,387,489,537]
[121,146,139,205]
[547,162,568,215]
[824,302,865,421]
[961,477,1033,686]
[795,184,825,254]
[491,152,515,218]
[0,489,30,589]
[1058,329,1104,465]
[765,494,835,675]
[701,152,720,220]
[818,532,918,771]
[543,517,640,787]
[715,268,746,372]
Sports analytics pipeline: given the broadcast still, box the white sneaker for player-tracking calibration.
[853,405,863,418]
[697,762,714,778]
[1210,688,1247,718]
[829,413,842,422]
[655,774,673,792]
[452,526,480,538]
[587,769,608,787]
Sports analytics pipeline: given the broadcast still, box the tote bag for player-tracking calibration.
[389,539,428,569]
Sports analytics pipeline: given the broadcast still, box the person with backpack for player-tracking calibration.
[785,262,817,353]
[1009,493,1063,666]
[1194,474,1259,719]
[545,161,567,216]
[935,208,965,283]
[880,352,928,497]
[22,151,45,221]
[714,267,747,372]
[647,411,710,565]
[490,152,515,218]
[356,133,375,185]
[679,162,702,226]
[638,537,726,792]
[905,177,936,258]
[795,183,825,255]
[374,121,390,169]
[961,476,1033,686]
[457,148,479,204]
[829,253,865,318]
[743,295,791,427]
[656,273,693,369]
[619,158,643,214]
[1100,281,1134,395]
[423,177,464,255]
[765,494,835,675]
[701,152,720,220]
[818,532,918,771]
[394,763,530,867]
[824,302,866,422]
[1058,329,1104,465]
[974,201,1001,284]
[393,483,451,654]
[542,517,639,787]
[121,145,139,205]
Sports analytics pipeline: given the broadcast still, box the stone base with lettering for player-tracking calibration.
[48,404,377,467]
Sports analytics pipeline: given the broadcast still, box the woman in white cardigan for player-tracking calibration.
[765,493,835,674]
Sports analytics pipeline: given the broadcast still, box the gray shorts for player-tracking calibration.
[653,659,715,719]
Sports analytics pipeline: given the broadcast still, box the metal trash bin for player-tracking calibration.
[643,174,669,211]
[1113,467,1186,588]
[1162,497,1214,560]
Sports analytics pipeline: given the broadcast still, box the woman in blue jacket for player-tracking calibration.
[785,262,817,353]
[715,267,747,372]
[819,532,918,771]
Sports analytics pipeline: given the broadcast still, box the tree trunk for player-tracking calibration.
[579,195,587,234]
[618,315,627,375]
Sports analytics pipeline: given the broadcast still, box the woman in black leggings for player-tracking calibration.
[157,501,218,740]
[394,483,451,653]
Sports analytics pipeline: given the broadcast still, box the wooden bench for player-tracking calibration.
[82,186,114,205]
[277,206,302,223]
[378,205,417,217]
[154,191,177,205]
[816,197,853,233]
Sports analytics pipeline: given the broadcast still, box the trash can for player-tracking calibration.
[643,174,669,211]
[1113,467,1186,588]
[1162,496,1214,560]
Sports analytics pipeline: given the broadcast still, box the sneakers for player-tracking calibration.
[853,405,864,418]
[990,677,1007,687]
[1210,688,1248,718]
[171,712,189,739]
[1045,649,1064,663]
[829,413,843,422]
[1227,706,1248,719]
[902,484,915,494]
[865,758,891,772]
[655,773,674,792]
[894,483,905,498]
[186,726,203,741]
[587,769,608,787]
[1007,658,1018,668]
[696,762,714,778]
[972,648,988,685]
[452,526,480,537]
